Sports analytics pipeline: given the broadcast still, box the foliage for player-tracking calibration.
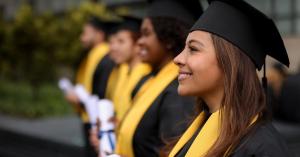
[0,80,73,118]
[0,1,117,117]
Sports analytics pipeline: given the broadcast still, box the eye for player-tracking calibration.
[188,45,198,52]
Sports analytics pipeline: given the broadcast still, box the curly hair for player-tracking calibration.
[149,17,191,57]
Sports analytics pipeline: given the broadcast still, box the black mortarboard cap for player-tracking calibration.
[147,0,203,26]
[117,15,142,33]
[190,0,289,70]
[104,21,122,36]
[87,16,106,32]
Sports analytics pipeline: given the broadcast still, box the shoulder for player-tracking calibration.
[232,122,292,157]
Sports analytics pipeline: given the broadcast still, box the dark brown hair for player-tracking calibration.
[202,34,267,157]
[149,16,190,57]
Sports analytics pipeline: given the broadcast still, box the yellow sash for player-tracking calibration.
[169,111,258,157]
[115,62,178,157]
[112,63,152,121]
[105,66,119,100]
[76,43,109,93]
[75,43,109,122]
[169,111,220,157]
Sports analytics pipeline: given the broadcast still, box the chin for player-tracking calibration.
[141,56,150,63]
[177,86,192,96]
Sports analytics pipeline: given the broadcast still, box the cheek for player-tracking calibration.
[178,56,223,96]
[193,59,223,94]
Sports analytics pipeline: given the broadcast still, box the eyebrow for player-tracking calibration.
[188,39,204,47]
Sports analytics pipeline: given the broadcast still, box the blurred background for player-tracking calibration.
[0,0,299,157]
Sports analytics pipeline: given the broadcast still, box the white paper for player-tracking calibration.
[106,154,120,157]
[98,99,116,156]
[99,131,116,157]
[83,95,99,126]
[58,77,73,93]
[98,99,115,131]
[74,84,90,103]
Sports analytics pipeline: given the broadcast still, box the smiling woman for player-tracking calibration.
[115,0,203,157]
[169,0,291,157]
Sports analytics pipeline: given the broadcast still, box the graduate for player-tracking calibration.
[89,15,152,154]
[65,16,115,157]
[169,0,292,156]
[110,15,152,122]
[115,0,202,157]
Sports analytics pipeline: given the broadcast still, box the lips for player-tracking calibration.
[178,71,192,81]
[139,48,148,57]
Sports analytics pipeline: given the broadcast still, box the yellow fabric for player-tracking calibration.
[75,43,109,122]
[169,111,220,157]
[115,62,178,157]
[169,111,259,157]
[105,66,120,100]
[112,63,152,121]
[76,43,109,93]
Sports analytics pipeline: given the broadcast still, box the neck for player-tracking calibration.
[128,56,140,70]
[202,88,224,113]
[152,55,173,74]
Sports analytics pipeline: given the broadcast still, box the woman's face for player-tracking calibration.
[138,18,167,67]
[111,30,136,64]
[174,31,224,97]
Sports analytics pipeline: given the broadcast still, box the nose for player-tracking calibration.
[174,49,186,67]
[137,36,144,47]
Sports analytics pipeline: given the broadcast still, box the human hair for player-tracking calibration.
[149,16,190,57]
[202,34,267,157]
[127,30,140,43]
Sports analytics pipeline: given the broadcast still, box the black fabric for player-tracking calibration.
[190,0,289,70]
[118,15,142,33]
[91,54,115,98]
[230,122,292,157]
[87,16,106,32]
[132,79,196,157]
[83,123,98,157]
[277,73,300,122]
[147,0,202,26]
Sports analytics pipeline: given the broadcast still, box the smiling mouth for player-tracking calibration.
[178,72,192,81]
[140,49,148,57]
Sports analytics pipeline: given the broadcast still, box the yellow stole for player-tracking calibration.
[76,43,109,93]
[115,62,178,157]
[75,43,109,122]
[169,111,258,157]
[112,63,152,121]
[105,66,119,100]
[169,111,221,157]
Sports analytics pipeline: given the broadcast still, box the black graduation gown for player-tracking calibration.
[91,54,115,98]
[132,79,196,157]
[176,121,292,157]
[230,122,292,157]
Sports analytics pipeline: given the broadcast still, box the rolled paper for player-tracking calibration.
[106,154,120,157]
[98,99,115,131]
[74,84,90,104]
[98,99,116,156]
[84,95,99,127]
[58,77,73,93]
